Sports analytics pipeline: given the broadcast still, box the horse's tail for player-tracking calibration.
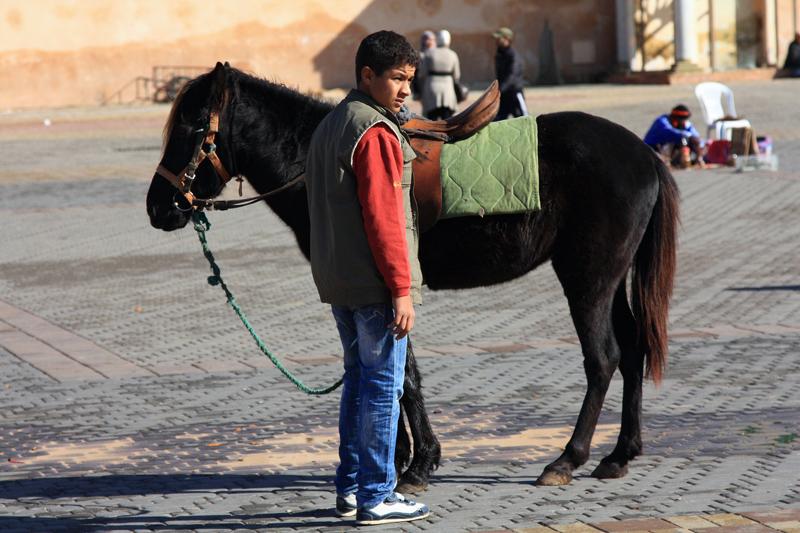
[632,156,680,384]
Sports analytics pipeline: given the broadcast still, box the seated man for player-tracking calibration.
[644,104,705,168]
[782,32,800,77]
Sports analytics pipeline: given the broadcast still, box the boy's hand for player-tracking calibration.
[390,295,415,339]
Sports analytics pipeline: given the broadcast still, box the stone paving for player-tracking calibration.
[0,79,799,532]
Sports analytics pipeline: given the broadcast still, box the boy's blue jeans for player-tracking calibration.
[331,302,407,509]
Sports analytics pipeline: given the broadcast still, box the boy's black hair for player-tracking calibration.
[355,30,419,84]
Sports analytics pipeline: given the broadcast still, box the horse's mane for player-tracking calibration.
[233,70,335,141]
[161,67,333,153]
[161,74,204,152]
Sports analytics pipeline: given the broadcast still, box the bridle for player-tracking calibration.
[157,110,232,206]
[156,108,304,212]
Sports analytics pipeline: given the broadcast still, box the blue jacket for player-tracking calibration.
[644,115,702,148]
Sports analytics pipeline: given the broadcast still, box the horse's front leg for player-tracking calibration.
[395,339,441,493]
[536,281,620,485]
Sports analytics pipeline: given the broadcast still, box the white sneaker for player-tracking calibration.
[356,492,430,525]
[335,493,357,517]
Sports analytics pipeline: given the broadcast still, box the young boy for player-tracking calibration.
[304,31,429,525]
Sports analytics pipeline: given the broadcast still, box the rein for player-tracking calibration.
[192,211,342,395]
[191,171,305,211]
[160,99,336,394]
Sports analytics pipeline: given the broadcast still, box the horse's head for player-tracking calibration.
[146,62,238,231]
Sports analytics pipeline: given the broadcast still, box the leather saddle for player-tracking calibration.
[403,80,500,232]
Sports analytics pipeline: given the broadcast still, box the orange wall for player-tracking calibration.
[0,0,615,109]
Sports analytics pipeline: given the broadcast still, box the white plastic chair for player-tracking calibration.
[694,82,751,140]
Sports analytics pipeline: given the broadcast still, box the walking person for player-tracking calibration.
[304,30,429,526]
[492,27,528,120]
[420,30,436,56]
[411,30,436,99]
[418,29,462,120]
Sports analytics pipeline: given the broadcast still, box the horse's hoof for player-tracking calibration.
[591,461,628,479]
[396,480,428,494]
[535,469,572,486]
[397,472,428,494]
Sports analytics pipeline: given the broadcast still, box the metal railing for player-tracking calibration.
[102,65,208,105]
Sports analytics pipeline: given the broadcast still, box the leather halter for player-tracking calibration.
[156,110,236,206]
[156,109,305,211]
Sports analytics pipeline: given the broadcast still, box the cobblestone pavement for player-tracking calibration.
[0,79,799,532]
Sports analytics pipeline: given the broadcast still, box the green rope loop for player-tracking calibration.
[191,211,342,395]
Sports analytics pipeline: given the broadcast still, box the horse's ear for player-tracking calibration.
[224,61,231,68]
[212,61,226,83]
[210,61,227,108]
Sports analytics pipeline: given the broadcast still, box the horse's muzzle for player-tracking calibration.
[147,202,191,231]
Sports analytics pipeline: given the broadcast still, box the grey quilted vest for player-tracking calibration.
[305,89,422,306]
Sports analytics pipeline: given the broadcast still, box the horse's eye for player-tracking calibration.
[178,125,196,137]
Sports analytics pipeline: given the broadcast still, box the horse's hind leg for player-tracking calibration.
[396,340,442,493]
[592,282,644,479]
[536,258,624,486]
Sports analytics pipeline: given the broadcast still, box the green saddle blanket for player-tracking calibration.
[439,115,539,218]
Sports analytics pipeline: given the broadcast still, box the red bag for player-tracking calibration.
[705,139,731,165]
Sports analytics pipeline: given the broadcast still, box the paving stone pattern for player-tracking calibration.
[0,80,799,531]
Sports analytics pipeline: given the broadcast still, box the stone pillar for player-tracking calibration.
[763,0,778,65]
[615,0,636,71]
[795,0,798,35]
[673,0,701,71]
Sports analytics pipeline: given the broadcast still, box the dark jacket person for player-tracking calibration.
[783,33,800,77]
[492,27,528,120]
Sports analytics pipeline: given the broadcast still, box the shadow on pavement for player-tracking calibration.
[0,473,348,531]
[0,472,547,531]
[726,284,800,291]
[0,473,333,499]
[0,514,346,532]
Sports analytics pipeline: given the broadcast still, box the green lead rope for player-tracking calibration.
[191,211,342,395]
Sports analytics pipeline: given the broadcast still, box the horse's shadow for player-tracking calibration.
[0,473,345,531]
[1,473,327,499]
[0,512,345,532]
[0,472,538,531]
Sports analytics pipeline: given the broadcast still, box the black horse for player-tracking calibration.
[146,63,679,490]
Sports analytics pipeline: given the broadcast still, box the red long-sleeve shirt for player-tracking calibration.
[352,123,411,298]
